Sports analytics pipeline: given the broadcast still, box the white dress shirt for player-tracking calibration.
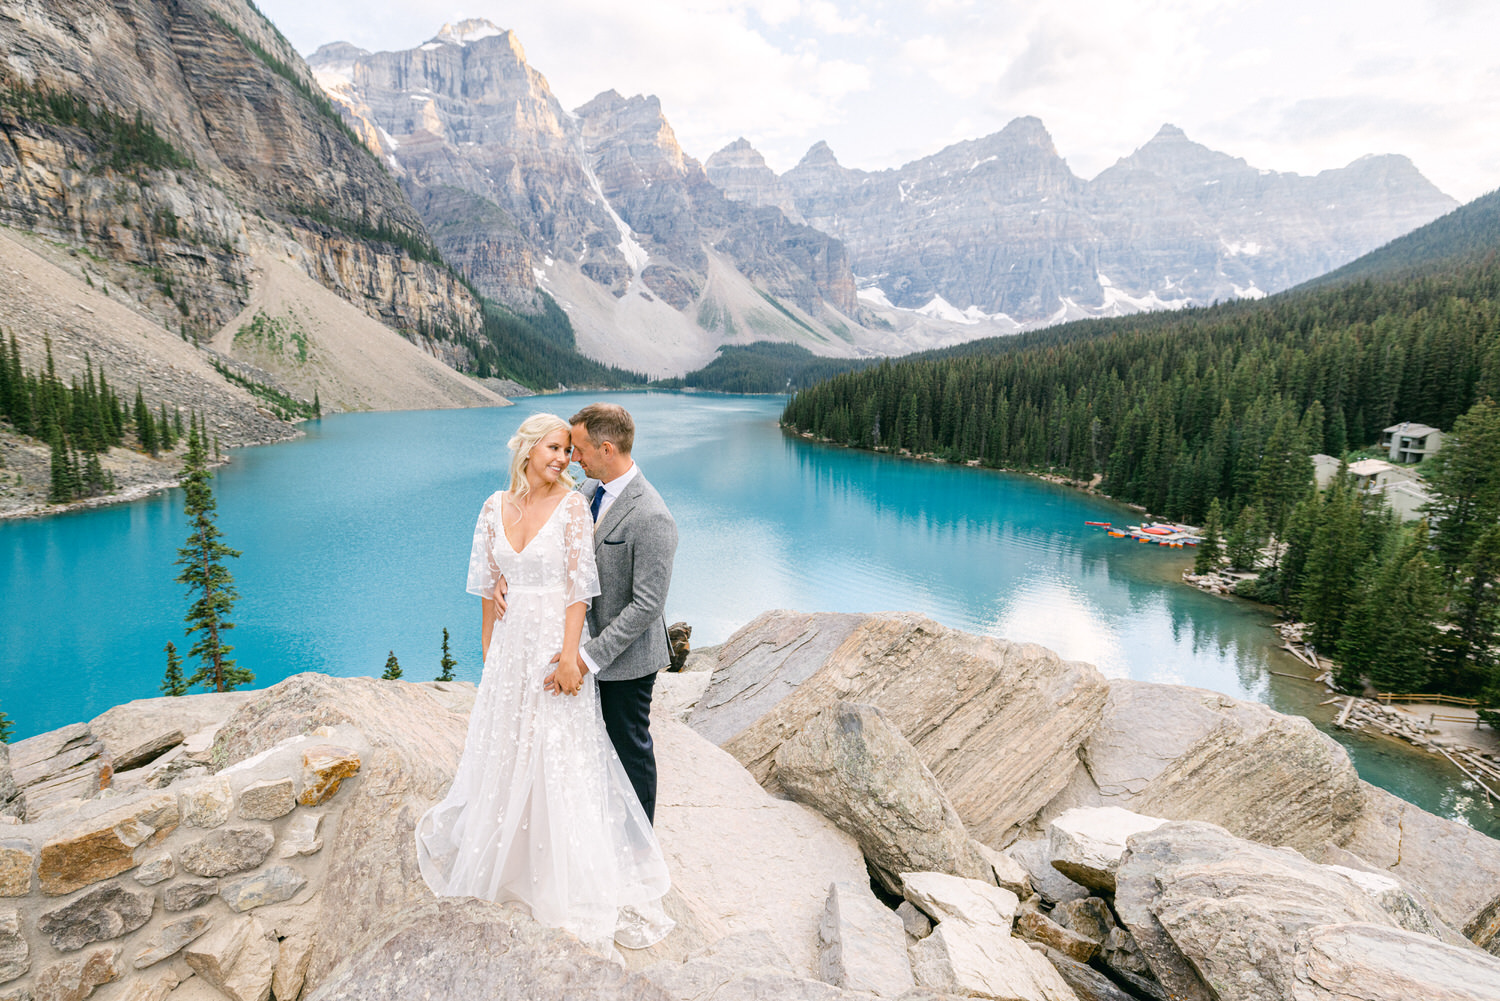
[579,463,638,677]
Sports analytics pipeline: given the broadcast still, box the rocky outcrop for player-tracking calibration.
[689,611,1111,846]
[1291,923,1500,1001]
[1039,679,1364,857]
[1338,783,1500,949]
[714,123,1456,324]
[774,701,995,893]
[0,0,488,430]
[1110,821,1485,1001]
[307,897,667,1001]
[7,616,1500,1001]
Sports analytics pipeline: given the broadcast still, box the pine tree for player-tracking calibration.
[1336,525,1443,694]
[312,389,321,418]
[1193,498,1224,574]
[174,422,250,692]
[1225,504,1266,571]
[0,703,12,743]
[382,651,402,680]
[1436,523,1500,695]
[160,641,189,697]
[436,628,456,682]
[47,424,73,503]
[158,402,175,450]
[134,387,158,456]
[1425,398,1500,577]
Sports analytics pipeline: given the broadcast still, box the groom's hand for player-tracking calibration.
[492,576,508,618]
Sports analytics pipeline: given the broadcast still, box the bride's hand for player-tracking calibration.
[492,576,508,618]
[543,651,584,696]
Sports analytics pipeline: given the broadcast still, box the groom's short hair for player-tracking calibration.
[571,403,635,455]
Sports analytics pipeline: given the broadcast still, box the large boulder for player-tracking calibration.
[1339,782,1500,949]
[1290,922,1500,1001]
[816,881,914,997]
[1041,680,1363,857]
[774,701,994,893]
[689,611,1109,845]
[1046,807,1167,893]
[205,674,471,994]
[1113,821,1399,1001]
[899,872,1075,1001]
[306,897,668,1001]
[648,712,875,977]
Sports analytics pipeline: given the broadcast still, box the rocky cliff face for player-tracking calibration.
[708,122,1458,324]
[310,22,868,375]
[0,0,482,365]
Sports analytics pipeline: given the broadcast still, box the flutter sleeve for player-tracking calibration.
[563,490,601,608]
[466,494,503,598]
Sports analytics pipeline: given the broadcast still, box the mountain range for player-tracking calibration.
[0,3,1470,399]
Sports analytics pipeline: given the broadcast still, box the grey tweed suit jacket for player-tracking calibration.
[580,471,678,681]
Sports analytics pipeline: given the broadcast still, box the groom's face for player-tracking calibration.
[571,423,603,478]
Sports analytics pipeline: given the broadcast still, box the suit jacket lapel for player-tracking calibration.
[593,474,641,541]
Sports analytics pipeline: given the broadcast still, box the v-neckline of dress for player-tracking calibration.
[500,491,567,555]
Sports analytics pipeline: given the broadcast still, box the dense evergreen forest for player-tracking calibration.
[782,191,1500,700]
[0,332,190,503]
[444,295,647,391]
[655,342,871,393]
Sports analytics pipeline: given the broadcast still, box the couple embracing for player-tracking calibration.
[413,403,678,953]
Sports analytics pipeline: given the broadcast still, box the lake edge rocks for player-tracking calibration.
[0,611,1495,1001]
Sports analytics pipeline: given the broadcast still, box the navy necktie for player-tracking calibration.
[590,486,605,523]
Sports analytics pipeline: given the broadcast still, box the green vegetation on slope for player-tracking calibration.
[0,80,192,174]
[657,342,872,394]
[442,296,647,391]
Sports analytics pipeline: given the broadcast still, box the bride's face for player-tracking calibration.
[528,428,573,485]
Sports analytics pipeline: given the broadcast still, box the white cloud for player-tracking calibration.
[254,0,1500,201]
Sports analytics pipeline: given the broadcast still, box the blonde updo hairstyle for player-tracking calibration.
[506,412,575,503]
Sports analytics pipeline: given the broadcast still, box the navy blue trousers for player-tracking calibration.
[598,673,658,824]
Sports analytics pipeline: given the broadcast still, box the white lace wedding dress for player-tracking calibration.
[415,489,673,951]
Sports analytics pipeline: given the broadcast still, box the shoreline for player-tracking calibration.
[782,424,1500,807]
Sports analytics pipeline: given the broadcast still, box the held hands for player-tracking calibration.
[492,575,508,617]
[543,650,587,696]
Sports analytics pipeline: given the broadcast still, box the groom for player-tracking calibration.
[519,403,676,823]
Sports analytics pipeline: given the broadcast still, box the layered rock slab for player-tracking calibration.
[1043,680,1364,857]
[306,896,669,1001]
[1290,922,1500,1001]
[1113,821,1401,1001]
[689,611,1109,845]
[775,701,994,893]
[1339,782,1500,949]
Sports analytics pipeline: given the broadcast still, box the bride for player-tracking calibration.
[414,413,673,951]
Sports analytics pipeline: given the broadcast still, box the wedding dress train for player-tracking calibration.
[414,489,673,951]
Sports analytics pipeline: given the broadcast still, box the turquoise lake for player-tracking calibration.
[2,391,1495,836]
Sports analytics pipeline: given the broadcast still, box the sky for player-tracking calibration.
[254,0,1500,203]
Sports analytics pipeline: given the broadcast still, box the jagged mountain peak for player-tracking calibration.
[706,138,769,170]
[432,19,508,46]
[1115,123,1248,179]
[995,115,1055,148]
[798,141,842,168]
[310,41,370,63]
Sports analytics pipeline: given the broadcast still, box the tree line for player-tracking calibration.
[782,254,1500,702]
[1195,398,1500,700]
[0,333,188,502]
[782,256,1500,526]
